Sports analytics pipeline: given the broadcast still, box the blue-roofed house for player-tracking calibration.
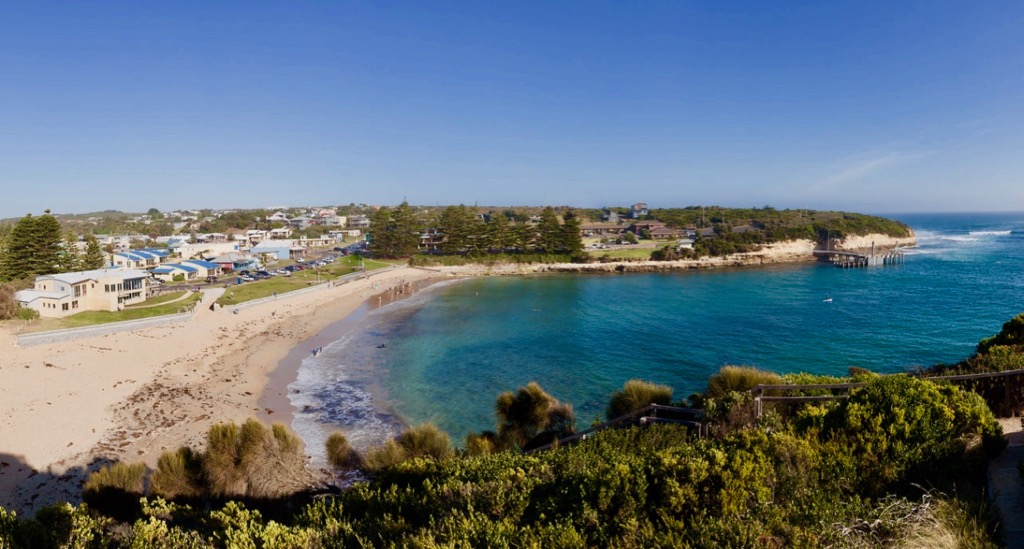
[151,263,200,282]
[14,268,149,318]
[210,252,260,273]
[180,259,222,278]
[112,250,167,270]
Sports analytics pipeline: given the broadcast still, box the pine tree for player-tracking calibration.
[536,207,562,253]
[368,202,422,259]
[486,212,511,252]
[0,225,10,282]
[560,209,584,255]
[58,230,82,272]
[82,234,106,270]
[435,205,472,254]
[0,212,63,281]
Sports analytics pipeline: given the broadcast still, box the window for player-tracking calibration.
[62,303,68,311]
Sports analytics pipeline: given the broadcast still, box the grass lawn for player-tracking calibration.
[125,290,188,308]
[216,256,395,306]
[21,292,205,332]
[586,247,656,260]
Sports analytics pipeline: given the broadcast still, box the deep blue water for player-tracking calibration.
[290,212,1024,460]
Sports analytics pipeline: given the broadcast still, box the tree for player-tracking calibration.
[560,210,584,255]
[487,211,512,251]
[494,382,576,451]
[369,202,421,258]
[147,208,165,220]
[536,207,562,252]
[58,230,81,273]
[435,205,473,254]
[0,212,63,282]
[0,284,20,320]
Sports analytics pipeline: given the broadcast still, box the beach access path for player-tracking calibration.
[0,266,444,515]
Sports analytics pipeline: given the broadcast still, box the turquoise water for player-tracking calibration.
[290,212,1024,456]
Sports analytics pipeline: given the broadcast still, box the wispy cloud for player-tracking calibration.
[811,150,932,192]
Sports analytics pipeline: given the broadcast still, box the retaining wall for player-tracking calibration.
[16,312,194,347]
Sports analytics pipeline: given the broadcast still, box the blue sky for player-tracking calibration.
[1,1,1022,217]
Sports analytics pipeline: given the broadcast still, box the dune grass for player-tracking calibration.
[586,247,656,260]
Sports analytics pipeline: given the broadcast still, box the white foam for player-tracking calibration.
[968,230,1012,236]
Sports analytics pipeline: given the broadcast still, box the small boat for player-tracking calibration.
[823,294,833,303]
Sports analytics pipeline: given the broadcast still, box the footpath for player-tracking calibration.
[991,419,1024,548]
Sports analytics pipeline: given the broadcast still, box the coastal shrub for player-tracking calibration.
[364,423,453,472]
[464,431,500,456]
[395,423,452,461]
[495,382,577,451]
[705,365,782,399]
[151,447,204,500]
[83,462,147,520]
[819,375,1005,494]
[325,431,358,469]
[977,313,1024,354]
[363,440,409,473]
[0,284,18,320]
[202,419,310,499]
[606,379,673,419]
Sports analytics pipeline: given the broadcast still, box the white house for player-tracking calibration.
[180,259,223,279]
[151,263,200,282]
[15,268,149,318]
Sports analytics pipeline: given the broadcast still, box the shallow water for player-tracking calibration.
[290,212,1024,459]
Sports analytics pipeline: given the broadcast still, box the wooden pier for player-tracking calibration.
[813,243,905,268]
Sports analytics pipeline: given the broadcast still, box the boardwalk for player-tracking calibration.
[991,419,1024,548]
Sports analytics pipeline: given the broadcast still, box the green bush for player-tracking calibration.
[819,375,1005,494]
[325,431,358,470]
[606,379,673,419]
[495,382,576,450]
[396,423,452,461]
[83,462,147,520]
[706,365,782,399]
[150,447,204,500]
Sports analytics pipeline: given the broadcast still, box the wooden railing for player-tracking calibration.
[753,367,1024,417]
[527,404,705,453]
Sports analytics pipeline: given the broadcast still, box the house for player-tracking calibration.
[269,227,293,239]
[267,211,290,223]
[211,252,260,273]
[347,215,370,229]
[14,268,149,318]
[627,221,679,240]
[630,202,649,219]
[251,240,304,261]
[196,233,228,243]
[175,241,241,260]
[180,259,223,279]
[151,263,200,282]
[288,215,319,230]
[321,215,346,227]
[245,230,268,246]
[328,229,361,239]
[579,222,626,237]
[111,249,167,270]
[601,209,621,223]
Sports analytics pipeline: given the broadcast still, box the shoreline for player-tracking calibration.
[0,233,913,515]
[0,266,450,515]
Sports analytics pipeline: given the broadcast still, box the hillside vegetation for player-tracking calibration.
[3,316,1020,548]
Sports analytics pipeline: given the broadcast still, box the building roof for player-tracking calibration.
[14,289,68,303]
[211,252,255,263]
[37,268,148,285]
[182,259,220,269]
[251,240,295,251]
[163,263,198,273]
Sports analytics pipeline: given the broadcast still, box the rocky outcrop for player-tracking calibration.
[834,230,917,253]
[436,231,918,276]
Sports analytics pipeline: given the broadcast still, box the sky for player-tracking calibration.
[1,1,1023,217]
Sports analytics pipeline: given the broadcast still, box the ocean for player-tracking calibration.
[288,212,1024,463]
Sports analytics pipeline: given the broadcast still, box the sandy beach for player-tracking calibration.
[0,266,444,515]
